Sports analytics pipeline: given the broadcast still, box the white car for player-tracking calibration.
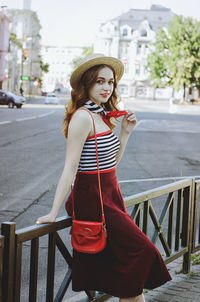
[44,93,59,105]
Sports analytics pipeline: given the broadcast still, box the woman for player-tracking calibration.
[36,53,171,302]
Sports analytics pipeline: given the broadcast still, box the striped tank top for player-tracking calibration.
[77,130,120,173]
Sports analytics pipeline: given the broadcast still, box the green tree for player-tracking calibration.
[148,15,200,101]
[9,32,22,50]
[39,58,49,88]
[72,46,93,69]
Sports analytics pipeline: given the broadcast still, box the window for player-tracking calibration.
[141,29,147,37]
[135,65,140,76]
[122,28,128,36]
[119,85,128,95]
[137,43,142,55]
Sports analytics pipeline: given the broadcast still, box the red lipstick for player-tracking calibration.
[101,93,109,98]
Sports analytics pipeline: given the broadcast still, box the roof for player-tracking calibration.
[108,4,174,31]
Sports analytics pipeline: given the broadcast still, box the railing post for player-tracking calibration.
[191,180,200,253]
[182,180,194,273]
[0,235,5,302]
[1,222,16,302]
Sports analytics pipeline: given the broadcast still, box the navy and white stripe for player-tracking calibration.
[78,131,120,173]
[84,100,109,115]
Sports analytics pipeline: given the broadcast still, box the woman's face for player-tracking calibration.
[88,67,114,105]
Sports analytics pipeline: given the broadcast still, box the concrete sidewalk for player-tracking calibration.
[124,98,200,116]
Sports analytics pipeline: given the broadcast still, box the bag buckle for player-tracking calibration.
[82,228,93,235]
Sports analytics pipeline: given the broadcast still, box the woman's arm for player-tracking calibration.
[36,110,92,224]
[116,111,137,165]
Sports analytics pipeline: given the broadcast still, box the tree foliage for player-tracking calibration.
[147,15,200,98]
[72,46,93,69]
[9,32,22,50]
[40,59,49,73]
[39,58,49,88]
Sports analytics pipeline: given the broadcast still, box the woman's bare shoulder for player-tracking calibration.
[72,108,91,121]
[68,108,92,136]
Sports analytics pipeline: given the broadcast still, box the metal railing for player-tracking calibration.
[191,180,200,253]
[0,235,4,302]
[1,178,200,302]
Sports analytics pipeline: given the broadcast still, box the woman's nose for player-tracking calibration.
[103,82,110,90]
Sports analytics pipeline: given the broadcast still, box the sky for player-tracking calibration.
[2,0,200,47]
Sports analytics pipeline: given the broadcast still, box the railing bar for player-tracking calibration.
[124,178,193,207]
[16,217,72,242]
[181,187,191,247]
[46,232,56,302]
[55,233,72,267]
[168,197,175,250]
[196,183,200,247]
[182,184,193,273]
[131,204,141,227]
[1,222,16,302]
[159,192,174,226]
[164,247,189,264]
[0,236,5,302]
[130,204,140,219]
[54,268,72,302]
[149,203,171,256]
[29,238,39,302]
[143,200,149,235]
[14,237,23,302]
[151,192,174,244]
[175,189,183,251]
[191,182,198,252]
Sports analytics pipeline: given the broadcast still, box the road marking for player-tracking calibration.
[0,121,12,125]
[134,119,200,133]
[16,116,37,121]
[118,175,200,183]
[0,110,55,125]
[38,111,55,118]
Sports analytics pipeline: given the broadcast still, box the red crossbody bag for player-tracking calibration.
[70,108,107,254]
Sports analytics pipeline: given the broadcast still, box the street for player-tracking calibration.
[1,97,200,224]
[1,98,200,301]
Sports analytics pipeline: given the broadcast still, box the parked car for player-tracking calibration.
[0,90,26,108]
[44,93,59,105]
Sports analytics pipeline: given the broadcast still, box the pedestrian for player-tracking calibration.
[36,53,171,302]
[20,85,24,96]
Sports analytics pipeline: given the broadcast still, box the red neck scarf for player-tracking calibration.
[84,100,128,125]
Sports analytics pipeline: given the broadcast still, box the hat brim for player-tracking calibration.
[70,56,124,89]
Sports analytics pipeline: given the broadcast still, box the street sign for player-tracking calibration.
[21,76,29,81]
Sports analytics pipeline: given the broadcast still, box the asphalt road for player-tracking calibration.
[1,97,200,301]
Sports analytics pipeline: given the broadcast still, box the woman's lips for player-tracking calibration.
[101,93,109,98]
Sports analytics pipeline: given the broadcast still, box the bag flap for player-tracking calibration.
[72,220,103,236]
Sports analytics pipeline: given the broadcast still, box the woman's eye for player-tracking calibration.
[109,81,114,85]
[97,80,104,84]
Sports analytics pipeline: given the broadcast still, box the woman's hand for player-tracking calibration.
[121,111,137,135]
[36,212,57,225]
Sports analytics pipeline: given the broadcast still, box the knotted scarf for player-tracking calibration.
[84,100,127,124]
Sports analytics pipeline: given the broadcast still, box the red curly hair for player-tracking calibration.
[63,64,120,138]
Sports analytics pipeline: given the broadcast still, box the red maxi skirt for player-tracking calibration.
[65,168,172,298]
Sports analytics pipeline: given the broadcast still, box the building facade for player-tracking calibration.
[41,46,84,93]
[0,8,10,89]
[3,8,42,95]
[94,4,174,98]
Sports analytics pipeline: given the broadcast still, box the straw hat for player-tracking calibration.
[70,53,124,89]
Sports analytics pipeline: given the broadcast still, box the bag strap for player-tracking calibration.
[71,107,105,225]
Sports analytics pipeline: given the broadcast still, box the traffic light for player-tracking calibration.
[23,49,28,60]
